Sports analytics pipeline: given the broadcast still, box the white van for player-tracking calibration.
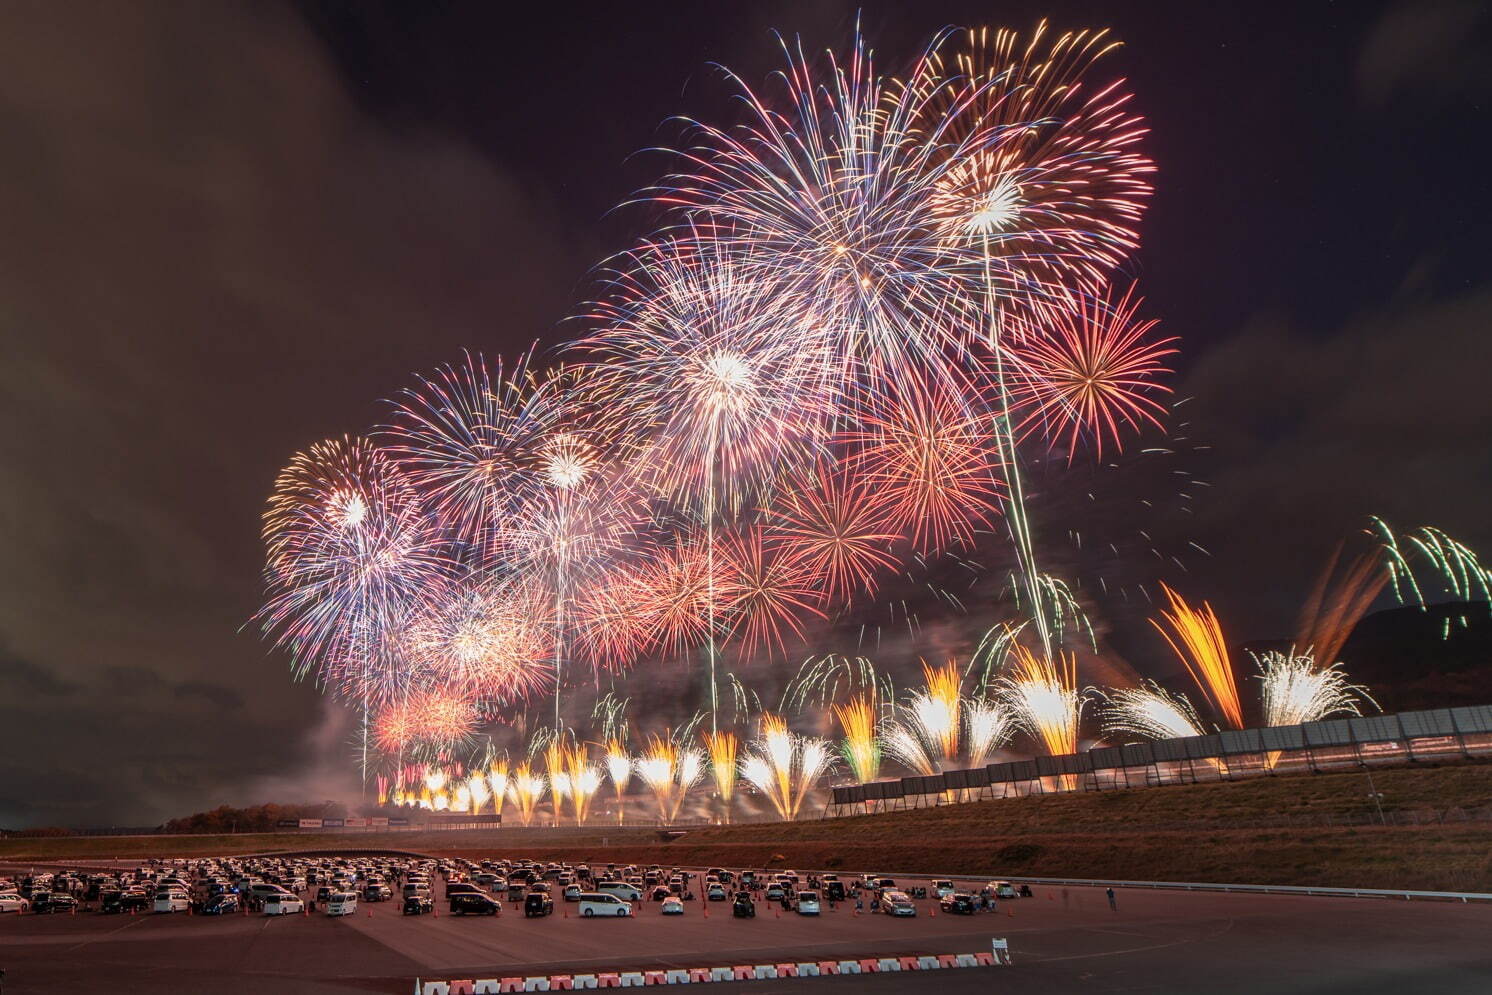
[153,891,189,914]
[595,881,641,902]
[326,891,358,916]
[263,893,304,916]
[577,892,631,917]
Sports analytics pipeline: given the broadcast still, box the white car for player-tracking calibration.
[596,881,641,902]
[795,891,820,915]
[153,891,190,914]
[578,893,632,917]
[932,879,955,899]
[989,880,1018,900]
[326,895,358,918]
[0,893,30,914]
[706,883,727,901]
[884,890,917,917]
[660,896,685,915]
[263,893,304,916]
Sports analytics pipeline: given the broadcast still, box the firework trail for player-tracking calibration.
[1152,583,1243,730]
[1254,649,1376,727]
[739,714,836,820]
[1294,545,1387,671]
[1099,681,1205,741]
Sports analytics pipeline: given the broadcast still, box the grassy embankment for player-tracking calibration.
[6,763,1491,892]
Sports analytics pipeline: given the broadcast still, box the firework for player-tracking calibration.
[507,763,546,827]
[565,744,601,824]
[739,714,836,821]
[373,701,418,754]
[964,698,1015,767]
[845,371,1003,554]
[703,730,739,822]
[381,350,550,549]
[1152,584,1243,730]
[719,527,825,658]
[832,694,882,783]
[880,662,963,774]
[604,739,632,824]
[1373,518,1492,618]
[486,762,509,818]
[466,773,491,814]
[997,644,1083,763]
[1099,681,1205,741]
[400,574,556,704]
[259,436,446,706]
[636,733,706,822]
[769,460,899,604]
[1255,650,1375,728]
[1006,284,1175,461]
[1293,546,1387,671]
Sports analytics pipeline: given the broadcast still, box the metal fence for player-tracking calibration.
[828,704,1492,816]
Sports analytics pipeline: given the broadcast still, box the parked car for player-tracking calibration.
[0,893,29,914]
[595,881,641,902]
[524,892,554,918]
[153,891,190,914]
[649,885,671,902]
[884,890,917,917]
[661,896,685,915]
[326,892,358,916]
[577,893,631,917]
[940,892,976,915]
[932,879,955,899]
[363,882,392,902]
[403,894,433,916]
[764,884,786,902]
[450,893,502,916]
[706,883,727,901]
[989,880,1018,900]
[795,891,820,915]
[263,894,304,916]
[732,893,756,919]
[825,880,846,902]
[203,894,240,915]
[32,893,78,914]
[562,884,582,902]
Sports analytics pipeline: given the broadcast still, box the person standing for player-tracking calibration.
[1106,887,1117,912]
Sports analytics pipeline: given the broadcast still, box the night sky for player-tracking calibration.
[2,1,1488,828]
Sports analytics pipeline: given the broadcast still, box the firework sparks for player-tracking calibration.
[605,739,632,824]
[1152,584,1243,730]
[997,644,1083,761]
[703,730,739,822]
[1255,650,1376,727]
[964,698,1015,767]
[507,763,546,827]
[881,661,963,774]
[1099,681,1205,741]
[832,694,882,783]
[739,714,836,820]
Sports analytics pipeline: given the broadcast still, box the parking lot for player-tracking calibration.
[3,855,1491,993]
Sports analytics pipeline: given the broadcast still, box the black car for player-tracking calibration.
[403,894,434,916]
[825,881,846,902]
[445,882,483,899]
[32,892,78,914]
[939,892,976,915]
[731,893,756,919]
[523,891,554,918]
[450,892,501,916]
[203,895,240,916]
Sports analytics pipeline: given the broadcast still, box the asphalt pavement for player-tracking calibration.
[1,869,1488,993]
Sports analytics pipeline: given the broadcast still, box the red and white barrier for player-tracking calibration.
[414,944,1008,992]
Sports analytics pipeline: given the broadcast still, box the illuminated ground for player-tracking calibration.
[1,870,1488,993]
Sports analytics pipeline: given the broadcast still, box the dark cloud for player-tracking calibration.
[1357,0,1491,104]
[173,681,245,711]
[0,643,79,697]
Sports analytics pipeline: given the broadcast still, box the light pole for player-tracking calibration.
[1360,761,1386,824]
